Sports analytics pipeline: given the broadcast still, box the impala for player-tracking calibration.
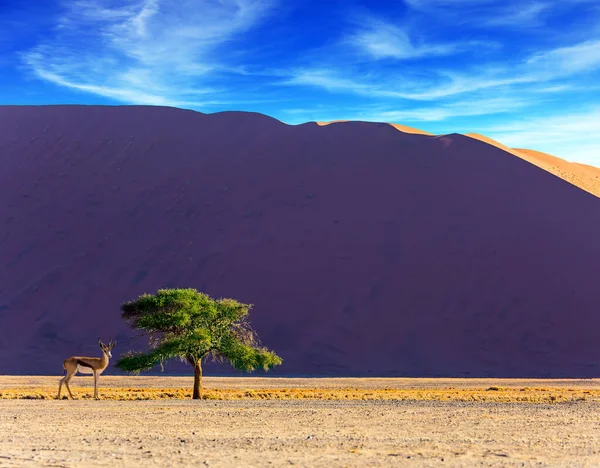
[58,338,116,400]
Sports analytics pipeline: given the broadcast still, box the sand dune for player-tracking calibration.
[2,105,600,377]
[319,126,600,199]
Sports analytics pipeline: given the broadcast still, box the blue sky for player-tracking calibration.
[1,0,600,165]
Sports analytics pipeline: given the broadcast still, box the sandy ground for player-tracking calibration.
[5,375,600,390]
[1,377,600,467]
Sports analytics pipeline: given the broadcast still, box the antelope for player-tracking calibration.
[58,338,116,400]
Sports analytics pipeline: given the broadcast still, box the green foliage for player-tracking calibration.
[116,289,282,375]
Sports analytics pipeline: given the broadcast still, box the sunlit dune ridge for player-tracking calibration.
[317,120,599,199]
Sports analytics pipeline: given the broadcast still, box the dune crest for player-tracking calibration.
[464,133,600,199]
[316,120,433,136]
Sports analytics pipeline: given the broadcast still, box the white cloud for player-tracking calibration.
[404,0,495,9]
[284,69,377,95]
[480,109,600,142]
[474,108,600,164]
[483,2,550,26]
[284,33,600,102]
[284,67,536,101]
[526,40,600,77]
[23,0,275,106]
[403,0,596,29]
[347,19,459,60]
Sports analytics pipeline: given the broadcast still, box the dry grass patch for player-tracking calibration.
[1,386,599,402]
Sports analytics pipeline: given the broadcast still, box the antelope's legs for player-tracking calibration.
[58,376,65,399]
[64,372,75,399]
[93,370,99,400]
[58,367,75,400]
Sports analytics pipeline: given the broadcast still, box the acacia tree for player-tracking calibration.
[116,288,282,399]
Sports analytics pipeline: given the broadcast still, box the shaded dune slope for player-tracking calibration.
[1,105,600,377]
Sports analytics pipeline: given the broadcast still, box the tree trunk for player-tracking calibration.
[192,360,203,400]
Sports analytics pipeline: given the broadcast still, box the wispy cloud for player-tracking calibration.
[526,40,600,77]
[285,34,600,101]
[284,67,528,101]
[476,108,600,164]
[483,2,550,27]
[346,18,461,60]
[369,97,528,121]
[404,0,554,28]
[477,108,600,141]
[23,0,275,106]
[405,0,600,29]
[404,0,495,9]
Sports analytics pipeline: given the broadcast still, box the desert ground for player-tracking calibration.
[1,377,600,467]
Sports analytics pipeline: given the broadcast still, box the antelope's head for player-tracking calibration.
[98,338,117,358]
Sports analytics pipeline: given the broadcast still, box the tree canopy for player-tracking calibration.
[116,288,282,399]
